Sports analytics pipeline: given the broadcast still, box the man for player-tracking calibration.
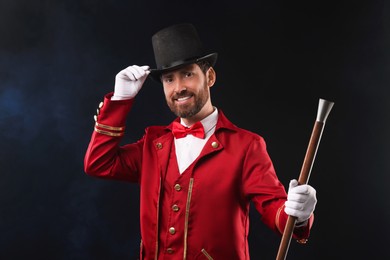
[84,23,317,259]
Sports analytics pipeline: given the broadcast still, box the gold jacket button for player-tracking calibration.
[94,115,97,122]
[96,108,100,115]
[166,248,174,254]
[211,141,219,148]
[156,143,163,149]
[169,227,176,235]
[172,204,179,212]
[174,184,181,191]
[297,238,308,244]
[98,101,104,108]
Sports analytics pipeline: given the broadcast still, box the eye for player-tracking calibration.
[184,72,193,78]
[162,77,173,83]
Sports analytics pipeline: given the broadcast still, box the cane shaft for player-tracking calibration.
[276,121,325,260]
[298,121,324,185]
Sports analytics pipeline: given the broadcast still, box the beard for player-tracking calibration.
[166,81,209,118]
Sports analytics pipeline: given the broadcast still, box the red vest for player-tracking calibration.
[158,143,199,259]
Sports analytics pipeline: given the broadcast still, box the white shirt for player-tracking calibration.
[174,108,218,174]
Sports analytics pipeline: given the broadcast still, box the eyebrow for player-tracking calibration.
[162,66,194,79]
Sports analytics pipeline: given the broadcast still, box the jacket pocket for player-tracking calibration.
[198,248,213,260]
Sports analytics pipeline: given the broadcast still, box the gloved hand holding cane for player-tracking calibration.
[285,179,317,226]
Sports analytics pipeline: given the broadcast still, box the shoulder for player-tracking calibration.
[218,110,265,139]
[217,110,267,146]
[144,125,171,137]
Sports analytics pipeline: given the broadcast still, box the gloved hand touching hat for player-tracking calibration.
[112,65,150,100]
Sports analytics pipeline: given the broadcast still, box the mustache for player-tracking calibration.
[173,89,193,99]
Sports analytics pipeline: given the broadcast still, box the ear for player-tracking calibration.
[207,67,216,87]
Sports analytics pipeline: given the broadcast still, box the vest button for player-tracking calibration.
[166,248,174,254]
[156,142,163,149]
[174,184,181,191]
[169,227,176,234]
[211,141,219,148]
[172,204,179,212]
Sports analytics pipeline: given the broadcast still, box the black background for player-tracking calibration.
[1,0,389,259]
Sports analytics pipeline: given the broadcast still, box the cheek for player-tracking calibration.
[163,86,169,97]
[163,87,173,102]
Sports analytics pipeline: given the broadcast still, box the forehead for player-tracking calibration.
[161,63,198,77]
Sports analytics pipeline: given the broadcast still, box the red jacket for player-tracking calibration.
[84,93,313,259]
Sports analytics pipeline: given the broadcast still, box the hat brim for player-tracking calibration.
[149,53,217,82]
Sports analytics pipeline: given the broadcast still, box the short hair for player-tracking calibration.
[196,60,212,74]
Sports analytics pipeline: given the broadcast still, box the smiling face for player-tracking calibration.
[161,63,216,125]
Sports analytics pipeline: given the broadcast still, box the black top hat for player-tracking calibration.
[149,23,218,82]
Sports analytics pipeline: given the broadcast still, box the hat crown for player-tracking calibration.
[152,23,207,69]
[149,23,217,82]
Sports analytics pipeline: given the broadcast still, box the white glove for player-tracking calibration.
[112,65,150,100]
[284,179,317,223]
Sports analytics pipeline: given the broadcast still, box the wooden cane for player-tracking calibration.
[276,98,334,260]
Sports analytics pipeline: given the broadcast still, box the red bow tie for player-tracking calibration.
[172,121,205,139]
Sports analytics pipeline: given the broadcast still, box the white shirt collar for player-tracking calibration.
[180,107,218,136]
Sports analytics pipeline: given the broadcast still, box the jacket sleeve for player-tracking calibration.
[84,92,143,183]
[242,135,314,242]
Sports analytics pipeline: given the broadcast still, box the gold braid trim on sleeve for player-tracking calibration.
[95,122,125,131]
[275,204,284,234]
[94,127,124,137]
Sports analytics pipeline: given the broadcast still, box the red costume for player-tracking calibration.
[84,93,313,260]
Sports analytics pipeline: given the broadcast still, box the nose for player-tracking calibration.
[173,78,187,93]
